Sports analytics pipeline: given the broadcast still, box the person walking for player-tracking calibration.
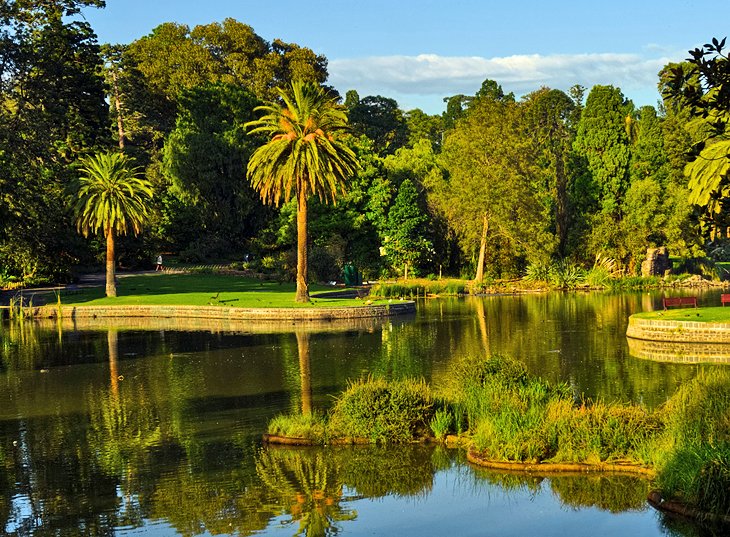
[155,255,163,271]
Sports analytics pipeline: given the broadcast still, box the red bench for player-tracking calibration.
[722,294,730,307]
[662,296,697,310]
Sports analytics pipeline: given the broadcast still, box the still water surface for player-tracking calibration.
[0,291,726,536]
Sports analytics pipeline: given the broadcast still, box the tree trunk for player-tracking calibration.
[295,193,310,302]
[475,213,489,281]
[111,70,125,150]
[106,228,117,297]
[296,331,312,416]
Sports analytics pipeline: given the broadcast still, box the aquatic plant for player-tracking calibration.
[429,409,453,440]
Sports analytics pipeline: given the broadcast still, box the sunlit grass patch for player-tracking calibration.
[59,273,387,308]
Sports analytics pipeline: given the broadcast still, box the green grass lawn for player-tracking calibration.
[57,273,386,309]
[633,306,730,322]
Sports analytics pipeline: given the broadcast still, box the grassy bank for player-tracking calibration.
[268,355,730,519]
[633,307,730,323]
[53,273,386,308]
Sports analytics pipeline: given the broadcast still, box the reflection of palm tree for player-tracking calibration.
[297,331,313,416]
[108,329,120,398]
[256,448,357,537]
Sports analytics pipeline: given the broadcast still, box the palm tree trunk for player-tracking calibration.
[475,213,489,281]
[295,192,310,302]
[106,228,117,297]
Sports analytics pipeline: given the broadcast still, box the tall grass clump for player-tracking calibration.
[429,408,454,440]
[660,370,730,450]
[657,444,730,520]
[445,355,573,461]
[547,400,662,465]
[653,370,730,518]
[370,280,466,298]
[267,412,328,443]
[328,377,435,443]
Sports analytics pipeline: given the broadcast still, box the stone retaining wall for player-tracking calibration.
[626,316,730,343]
[28,301,416,323]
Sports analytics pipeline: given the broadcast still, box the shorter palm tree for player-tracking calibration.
[72,152,153,297]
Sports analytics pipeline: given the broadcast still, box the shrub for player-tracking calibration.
[523,261,551,284]
[328,377,435,443]
[548,260,585,289]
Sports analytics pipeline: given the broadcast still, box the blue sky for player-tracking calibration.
[81,0,730,114]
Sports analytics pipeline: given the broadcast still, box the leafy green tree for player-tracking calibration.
[384,178,433,278]
[574,85,633,217]
[522,88,578,256]
[404,108,443,150]
[0,0,108,281]
[72,152,154,297]
[663,38,730,239]
[573,85,634,263]
[437,94,552,279]
[441,94,471,130]
[162,83,265,257]
[349,95,408,155]
[245,81,359,302]
[475,79,515,102]
[127,19,328,104]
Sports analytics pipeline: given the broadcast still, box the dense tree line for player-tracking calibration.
[0,0,727,285]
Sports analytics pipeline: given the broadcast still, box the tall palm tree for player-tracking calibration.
[72,152,153,297]
[246,81,359,302]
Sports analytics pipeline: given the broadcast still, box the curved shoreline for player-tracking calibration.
[26,301,416,322]
[466,449,655,476]
[626,315,730,344]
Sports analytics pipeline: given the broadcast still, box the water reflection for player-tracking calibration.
[1,292,728,536]
[627,337,730,364]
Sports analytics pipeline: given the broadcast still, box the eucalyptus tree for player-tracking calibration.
[72,152,153,297]
[246,81,359,302]
[437,95,550,280]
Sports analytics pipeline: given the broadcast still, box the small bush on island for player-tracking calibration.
[328,377,435,444]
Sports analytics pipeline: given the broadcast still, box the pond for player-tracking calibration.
[1,290,727,536]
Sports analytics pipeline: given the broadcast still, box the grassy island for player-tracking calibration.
[267,355,730,523]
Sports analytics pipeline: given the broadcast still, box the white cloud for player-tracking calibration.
[329,52,679,112]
